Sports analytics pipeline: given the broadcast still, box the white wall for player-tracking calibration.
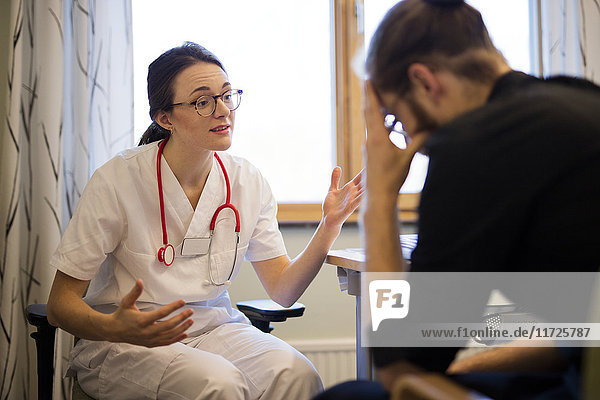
[228,224,362,341]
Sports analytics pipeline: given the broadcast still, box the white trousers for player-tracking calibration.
[71,323,323,400]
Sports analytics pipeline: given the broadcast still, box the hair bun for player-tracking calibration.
[423,0,464,6]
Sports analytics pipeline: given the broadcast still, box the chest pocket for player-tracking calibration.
[119,241,159,271]
[207,242,248,285]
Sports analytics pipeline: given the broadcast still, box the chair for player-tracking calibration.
[389,338,600,399]
[236,299,305,333]
[26,300,305,400]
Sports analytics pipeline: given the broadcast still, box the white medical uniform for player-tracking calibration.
[50,143,323,400]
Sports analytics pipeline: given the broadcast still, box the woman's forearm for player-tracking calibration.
[260,219,341,307]
[47,272,114,341]
[48,300,114,341]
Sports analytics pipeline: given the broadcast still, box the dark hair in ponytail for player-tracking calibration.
[139,121,171,145]
[138,42,226,145]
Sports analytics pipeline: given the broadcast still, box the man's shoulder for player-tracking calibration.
[433,73,600,150]
[543,75,600,94]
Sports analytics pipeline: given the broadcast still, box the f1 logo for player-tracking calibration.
[369,280,411,331]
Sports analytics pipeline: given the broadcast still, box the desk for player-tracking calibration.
[324,234,417,380]
[325,248,370,379]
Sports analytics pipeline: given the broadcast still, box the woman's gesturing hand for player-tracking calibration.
[109,279,194,347]
[322,166,365,229]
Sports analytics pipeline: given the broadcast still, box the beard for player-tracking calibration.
[403,92,438,156]
[405,91,440,135]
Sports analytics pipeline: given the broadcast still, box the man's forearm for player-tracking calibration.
[446,344,567,374]
[363,194,407,272]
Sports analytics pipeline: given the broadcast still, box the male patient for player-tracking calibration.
[316,0,600,399]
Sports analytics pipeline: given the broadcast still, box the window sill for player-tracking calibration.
[277,193,420,225]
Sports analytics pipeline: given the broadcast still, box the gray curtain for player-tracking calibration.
[0,0,133,399]
[540,0,600,84]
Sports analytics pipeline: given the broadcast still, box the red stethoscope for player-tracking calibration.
[156,137,240,285]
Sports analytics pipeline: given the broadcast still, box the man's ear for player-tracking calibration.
[407,63,442,103]
[155,110,173,132]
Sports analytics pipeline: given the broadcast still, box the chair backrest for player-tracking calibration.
[26,305,105,400]
[26,304,56,400]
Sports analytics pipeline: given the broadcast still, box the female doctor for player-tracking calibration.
[46,42,363,400]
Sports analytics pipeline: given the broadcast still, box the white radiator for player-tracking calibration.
[287,338,356,389]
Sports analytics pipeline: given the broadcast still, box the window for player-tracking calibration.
[468,0,532,74]
[133,0,334,212]
[362,0,533,195]
[364,0,429,194]
[133,0,535,223]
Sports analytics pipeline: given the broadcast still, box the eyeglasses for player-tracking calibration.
[382,110,410,150]
[170,89,243,117]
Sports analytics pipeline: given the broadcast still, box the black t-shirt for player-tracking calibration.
[412,71,600,273]
[373,72,600,372]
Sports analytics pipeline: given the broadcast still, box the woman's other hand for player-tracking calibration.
[109,279,194,347]
[48,271,193,347]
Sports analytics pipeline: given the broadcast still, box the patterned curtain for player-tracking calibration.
[0,1,133,399]
[540,0,600,84]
